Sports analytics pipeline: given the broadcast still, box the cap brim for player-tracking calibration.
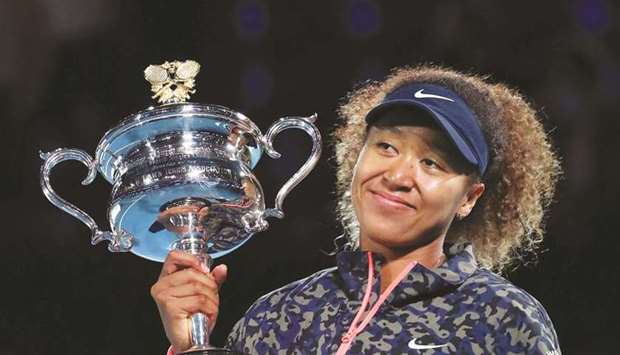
[365,100,479,167]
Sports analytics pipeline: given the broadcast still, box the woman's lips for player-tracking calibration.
[369,190,415,210]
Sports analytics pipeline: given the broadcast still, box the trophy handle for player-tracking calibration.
[39,148,131,252]
[262,114,322,219]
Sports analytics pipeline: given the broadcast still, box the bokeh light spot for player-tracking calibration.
[343,0,382,39]
[234,0,269,40]
[240,63,274,108]
[573,0,610,33]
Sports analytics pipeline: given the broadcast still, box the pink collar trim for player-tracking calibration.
[336,252,417,355]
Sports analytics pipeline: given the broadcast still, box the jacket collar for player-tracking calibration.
[336,242,478,305]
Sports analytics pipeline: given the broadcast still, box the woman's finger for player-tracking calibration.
[158,281,220,306]
[156,267,217,291]
[165,295,220,318]
[160,250,207,278]
[211,264,228,287]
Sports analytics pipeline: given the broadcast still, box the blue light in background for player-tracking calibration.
[343,0,382,39]
[573,0,610,33]
[234,0,269,40]
[240,63,274,108]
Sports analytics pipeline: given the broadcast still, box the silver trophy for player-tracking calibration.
[39,60,322,354]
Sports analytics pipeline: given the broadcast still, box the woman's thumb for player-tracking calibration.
[211,264,228,287]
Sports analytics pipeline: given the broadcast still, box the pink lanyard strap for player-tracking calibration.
[335,252,417,355]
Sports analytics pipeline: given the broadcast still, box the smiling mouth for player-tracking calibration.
[369,190,416,209]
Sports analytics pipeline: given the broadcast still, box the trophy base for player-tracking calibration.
[177,348,236,355]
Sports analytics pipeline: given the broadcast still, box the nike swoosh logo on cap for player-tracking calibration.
[414,89,455,102]
[408,338,449,350]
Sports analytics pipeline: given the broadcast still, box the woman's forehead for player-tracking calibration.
[367,108,477,174]
[368,109,454,152]
[370,106,437,129]
[370,124,454,155]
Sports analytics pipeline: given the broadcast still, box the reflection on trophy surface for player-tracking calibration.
[39,59,322,354]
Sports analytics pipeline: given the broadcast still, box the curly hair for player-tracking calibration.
[333,65,562,273]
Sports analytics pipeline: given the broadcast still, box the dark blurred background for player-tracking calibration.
[1,1,618,354]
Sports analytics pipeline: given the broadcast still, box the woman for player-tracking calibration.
[151,65,562,354]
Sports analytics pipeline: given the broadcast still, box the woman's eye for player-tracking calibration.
[376,142,396,153]
[422,158,440,169]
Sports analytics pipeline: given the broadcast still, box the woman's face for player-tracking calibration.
[351,109,485,253]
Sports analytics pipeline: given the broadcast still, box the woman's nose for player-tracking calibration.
[383,160,416,190]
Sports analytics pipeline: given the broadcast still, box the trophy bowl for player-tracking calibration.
[39,60,322,354]
[40,102,321,261]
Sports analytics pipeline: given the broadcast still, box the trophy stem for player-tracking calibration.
[164,198,234,355]
[172,238,211,348]
[172,237,233,354]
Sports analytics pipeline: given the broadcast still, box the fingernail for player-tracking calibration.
[201,263,210,273]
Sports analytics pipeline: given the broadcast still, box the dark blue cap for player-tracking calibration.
[365,83,489,176]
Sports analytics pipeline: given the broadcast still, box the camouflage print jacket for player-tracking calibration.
[226,242,561,354]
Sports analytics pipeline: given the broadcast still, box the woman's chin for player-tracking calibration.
[361,231,416,250]
[360,227,442,253]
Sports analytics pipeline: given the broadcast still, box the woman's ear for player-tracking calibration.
[457,182,485,219]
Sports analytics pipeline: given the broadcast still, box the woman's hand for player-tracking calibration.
[151,250,228,352]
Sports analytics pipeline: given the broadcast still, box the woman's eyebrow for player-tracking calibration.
[374,126,458,159]
[375,126,403,135]
[422,134,461,161]
[430,139,454,156]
